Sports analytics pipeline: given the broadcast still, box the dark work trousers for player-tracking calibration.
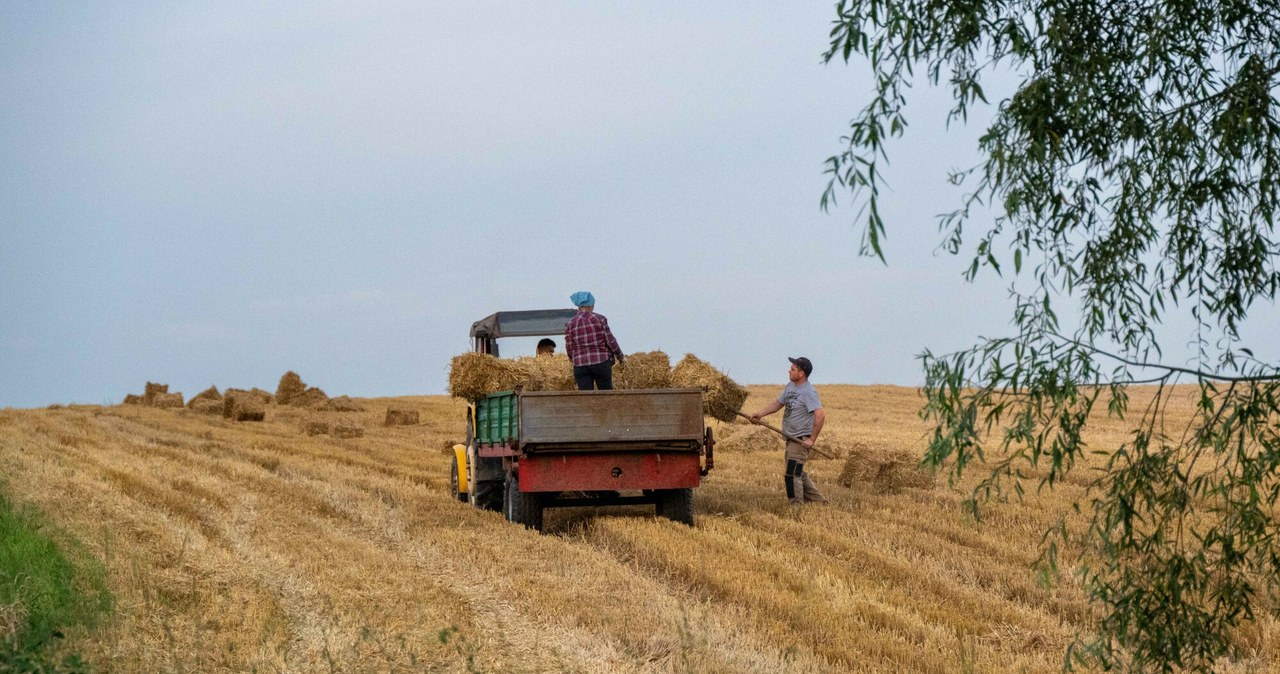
[573,360,614,391]
[784,439,827,504]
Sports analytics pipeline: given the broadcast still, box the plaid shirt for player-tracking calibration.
[564,311,622,366]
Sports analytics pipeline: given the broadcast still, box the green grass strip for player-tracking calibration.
[0,485,110,672]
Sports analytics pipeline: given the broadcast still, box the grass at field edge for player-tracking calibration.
[0,482,110,673]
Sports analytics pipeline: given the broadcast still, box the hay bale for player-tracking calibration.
[152,392,184,408]
[384,408,420,426]
[143,382,169,405]
[670,354,749,422]
[247,388,274,405]
[188,386,222,409]
[291,386,329,408]
[303,418,330,436]
[615,351,672,390]
[275,371,306,406]
[717,424,779,453]
[122,394,145,405]
[511,354,575,391]
[228,395,266,422]
[448,352,529,399]
[837,443,935,493]
[324,395,363,412]
[333,422,364,439]
[190,398,222,415]
[222,388,249,418]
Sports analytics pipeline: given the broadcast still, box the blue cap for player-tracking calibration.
[570,291,595,307]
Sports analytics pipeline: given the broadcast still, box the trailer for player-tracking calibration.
[448,310,715,530]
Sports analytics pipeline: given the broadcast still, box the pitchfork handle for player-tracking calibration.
[733,411,835,459]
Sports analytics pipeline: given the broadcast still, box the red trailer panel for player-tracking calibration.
[519,452,701,492]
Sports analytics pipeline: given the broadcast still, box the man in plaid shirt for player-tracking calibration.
[565,291,625,390]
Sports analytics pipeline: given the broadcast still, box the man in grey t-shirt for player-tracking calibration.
[750,356,828,505]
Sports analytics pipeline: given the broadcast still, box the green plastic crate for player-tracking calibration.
[475,391,518,444]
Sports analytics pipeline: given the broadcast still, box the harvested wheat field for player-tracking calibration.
[1,385,1277,673]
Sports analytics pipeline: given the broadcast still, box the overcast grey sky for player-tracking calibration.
[5,3,1269,408]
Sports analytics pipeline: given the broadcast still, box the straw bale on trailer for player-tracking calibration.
[333,422,364,438]
[716,424,778,453]
[670,354,749,422]
[143,382,169,405]
[448,353,529,399]
[614,351,672,390]
[291,387,329,408]
[122,394,145,405]
[324,396,363,412]
[511,355,575,392]
[275,371,306,406]
[384,408,420,426]
[152,392,184,408]
[188,386,222,409]
[837,443,935,493]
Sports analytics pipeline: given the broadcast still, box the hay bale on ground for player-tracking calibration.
[228,395,266,422]
[222,389,248,418]
[717,424,779,453]
[384,408,420,426]
[302,418,330,436]
[615,351,672,390]
[512,355,575,391]
[291,386,329,408]
[324,395,363,412]
[670,354,749,422]
[143,382,168,405]
[190,398,222,415]
[188,386,222,409]
[122,394,145,405]
[275,371,306,406]
[837,444,935,493]
[449,353,529,399]
[152,392,184,408]
[333,422,364,439]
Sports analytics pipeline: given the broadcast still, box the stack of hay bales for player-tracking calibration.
[614,351,673,389]
[384,408,420,426]
[223,389,266,422]
[121,382,185,409]
[275,371,306,406]
[291,387,329,408]
[187,386,223,415]
[670,354,749,422]
[144,382,169,405]
[246,388,273,405]
[837,443,935,493]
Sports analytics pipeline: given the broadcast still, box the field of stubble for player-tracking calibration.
[1,385,1277,673]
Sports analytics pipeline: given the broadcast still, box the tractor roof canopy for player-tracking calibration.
[470,309,576,340]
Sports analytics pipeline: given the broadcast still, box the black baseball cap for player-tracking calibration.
[788,356,813,377]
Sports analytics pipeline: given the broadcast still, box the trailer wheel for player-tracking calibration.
[656,488,694,526]
[505,474,544,531]
[449,455,469,503]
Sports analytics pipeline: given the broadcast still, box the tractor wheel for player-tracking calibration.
[505,474,544,531]
[474,479,504,512]
[449,455,469,503]
[657,488,694,526]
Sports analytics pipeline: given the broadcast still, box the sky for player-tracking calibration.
[3,3,1272,408]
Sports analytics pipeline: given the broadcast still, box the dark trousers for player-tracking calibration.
[573,360,614,391]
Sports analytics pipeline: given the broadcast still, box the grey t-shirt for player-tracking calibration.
[779,381,822,438]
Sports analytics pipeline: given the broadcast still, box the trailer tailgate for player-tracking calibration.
[518,389,703,447]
